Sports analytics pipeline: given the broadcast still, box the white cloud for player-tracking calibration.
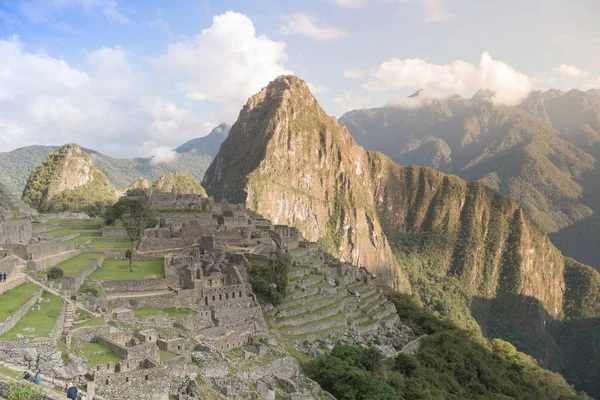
[386,88,444,109]
[334,92,368,114]
[0,38,208,157]
[19,0,130,24]
[343,68,366,79]
[280,14,348,41]
[143,143,179,165]
[553,64,589,78]
[307,82,329,93]
[362,51,532,106]
[329,0,366,8]
[155,11,291,120]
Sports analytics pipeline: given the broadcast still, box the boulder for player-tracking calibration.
[400,335,427,356]
[257,381,275,400]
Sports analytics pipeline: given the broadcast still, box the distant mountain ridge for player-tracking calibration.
[340,88,600,271]
[0,124,230,195]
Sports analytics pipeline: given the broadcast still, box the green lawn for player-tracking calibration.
[47,218,104,226]
[88,259,165,280]
[48,229,101,238]
[89,241,132,249]
[66,236,96,245]
[55,253,103,278]
[0,292,63,339]
[0,283,40,323]
[0,365,21,379]
[79,342,122,365]
[73,316,105,329]
[160,349,178,362]
[133,308,195,317]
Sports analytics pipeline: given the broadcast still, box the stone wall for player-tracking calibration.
[62,255,104,291]
[0,287,42,335]
[94,364,168,400]
[97,278,168,293]
[48,299,66,340]
[0,220,32,244]
[102,227,129,237]
[109,292,181,310]
[0,243,27,260]
[27,250,81,272]
[0,255,17,274]
[201,283,246,306]
[139,237,197,251]
[68,325,111,343]
[97,336,160,360]
[162,355,196,379]
[0,339,62,374]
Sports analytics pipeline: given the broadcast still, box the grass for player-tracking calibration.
[75,309,92,321]
[133,308,195,317]
[283,324,347,340]
[55,253,103,278]
[160,349,179,362]
[277,301,341,323]
[0,283,39,323]
[66,236,96,244]
[279,312,346,332]
[47,218,104,226]
[73,316,105,329]
[47,229,101,238]
[79,342,122,365]
[89,241,133,249]
[88,259,165,280]
[0,365,21,379]
[0,292,63,339]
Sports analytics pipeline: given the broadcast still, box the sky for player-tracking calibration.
[0,0,599,159]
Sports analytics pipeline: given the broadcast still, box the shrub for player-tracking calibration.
[47,267,64,280]
[7,382,43,400]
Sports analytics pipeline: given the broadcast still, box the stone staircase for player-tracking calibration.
[61,302,76,346]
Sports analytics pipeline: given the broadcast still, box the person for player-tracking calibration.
[23,371,32,382]
[33,371,41,385]
[66,383,78,400]
[2,273,6,281]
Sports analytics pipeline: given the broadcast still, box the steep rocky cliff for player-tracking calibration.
[203,76,600,396]
[22,144,117,214]
[203,76,406,290]
[153,173,207,196]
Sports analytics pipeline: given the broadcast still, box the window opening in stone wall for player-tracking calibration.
[145,375,149,381]
[126,377,129,383]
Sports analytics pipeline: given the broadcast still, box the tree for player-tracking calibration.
[105,197,156,272]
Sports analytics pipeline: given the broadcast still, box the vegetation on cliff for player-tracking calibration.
[340,89,600,272]
[21,144,117,215]
[309,294,591,400]
[152,173,207,196]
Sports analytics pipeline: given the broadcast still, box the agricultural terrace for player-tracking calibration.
[88,259,165,280]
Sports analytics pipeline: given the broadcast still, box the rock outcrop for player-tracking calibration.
[153,173,207,196]
[21,144,117,213]
[204,75,407,290]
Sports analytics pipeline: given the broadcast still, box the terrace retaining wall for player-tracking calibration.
[0,339,62,373]
[96,278,168,293]
[68,325,111,343]
[62,255,104,291]
[0,287,43,335]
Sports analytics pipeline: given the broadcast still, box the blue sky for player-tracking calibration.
[0,0,598,158]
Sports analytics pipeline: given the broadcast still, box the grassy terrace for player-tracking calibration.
[88,259,165,280]
[47,218,104,226]
[0,283,39,323]
[279,311,346,332]
[160,349,179,362]
[78,342,122,365]
[283,324,347,340]
[73,316,105,329]
[0,292,62,339]
[133,308,195,317]
[47,229,101,238]
[55,253,102,278]
[276,301,340,323]
[88,241,132,249]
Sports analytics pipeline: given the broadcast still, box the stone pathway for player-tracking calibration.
[25,276,100,317]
